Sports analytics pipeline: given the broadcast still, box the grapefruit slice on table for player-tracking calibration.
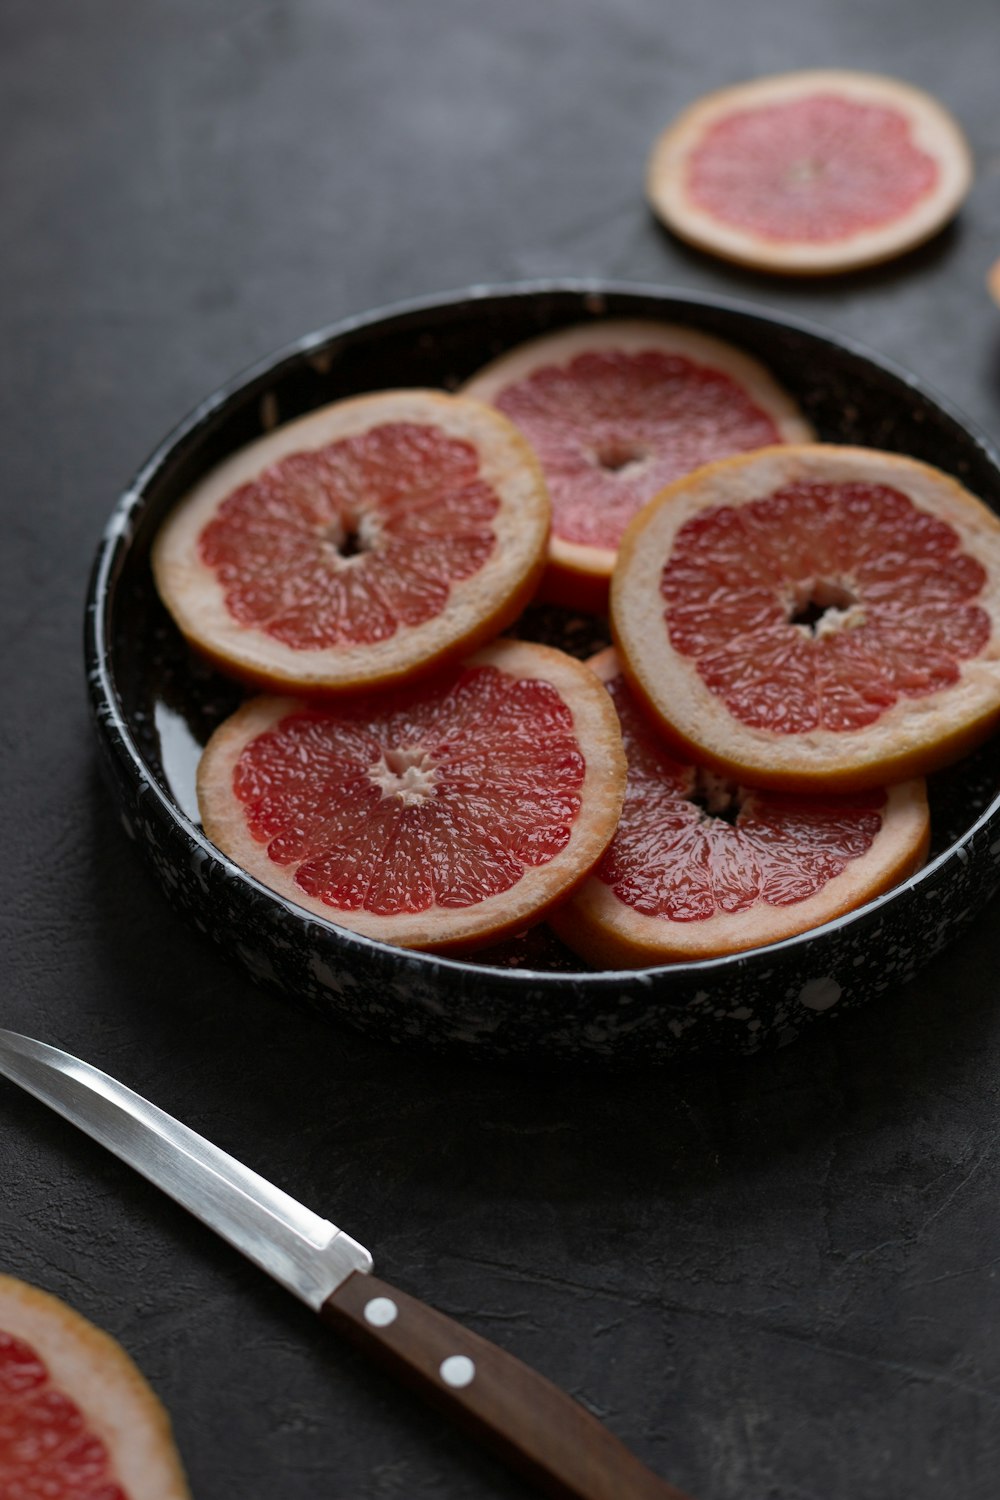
[611,444,1000,792]
[988,256,1000,306]
[646,70,972,275]
[197,638,627,953]
[462,320,812,612]
[0,1273,190,1499]
[152,389,550,694]
[549,649,930,967]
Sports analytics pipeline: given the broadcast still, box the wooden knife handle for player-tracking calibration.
[321,1271,693,1500]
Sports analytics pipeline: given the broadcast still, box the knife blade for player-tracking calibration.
[0,1029,692,1500]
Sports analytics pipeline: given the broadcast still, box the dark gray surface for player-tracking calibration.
[3,2,1000,1496]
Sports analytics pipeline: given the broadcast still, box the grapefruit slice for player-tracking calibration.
[988,256,1000,306]
[549,649,929,967]
[463,320,812,612]
[152,390,550,694]
[197,638,626,952]
[0,1274,190,1499]
[646,70,972,275]
[611,444,1000,791]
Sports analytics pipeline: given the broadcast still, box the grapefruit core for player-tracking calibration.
[549,649,930,967]
[152,390,550,694]
[0,1274,190,1500]
[646,70,972,275]
[197,638,627,952]
[610,444,1000,792]
[463,320,812,612]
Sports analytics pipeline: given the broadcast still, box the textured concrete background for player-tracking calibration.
[3,1,1000,1496]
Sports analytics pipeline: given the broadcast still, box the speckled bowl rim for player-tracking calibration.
[84,279,1000,1029]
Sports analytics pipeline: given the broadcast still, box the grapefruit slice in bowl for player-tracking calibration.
[462,320,812,612]
[612,444,1000,793]
[647,70,972,275]
[196,639,626,953]
[550,649,930,967]
[152,389,550,694]
[0,1273,190,1499]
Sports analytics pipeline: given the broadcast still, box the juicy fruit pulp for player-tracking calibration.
[0,1329,128,1498]
[599,672,887,920]
[687,93,938,242]
[491,348,783,551]
[199,421,500,651]
[234,664,587,915]
[662,478,990,735]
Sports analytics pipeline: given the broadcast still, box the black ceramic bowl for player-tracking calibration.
[85,282,1000,1064]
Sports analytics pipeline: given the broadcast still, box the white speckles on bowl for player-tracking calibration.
[797,978,844,1013]
[84,282,1000,1064]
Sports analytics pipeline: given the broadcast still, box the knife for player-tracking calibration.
[0,1029,692,1500]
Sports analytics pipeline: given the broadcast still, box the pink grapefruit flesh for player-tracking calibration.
[197,638,626,952]
[462,321,811,612]
[611,445,1000,791]
[550,649,930,966]
[152,390,550,694]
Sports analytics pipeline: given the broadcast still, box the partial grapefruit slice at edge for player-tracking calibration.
[152,389,550,695]
[647,70,972,276]
[197,638,626,953]
[611,444,1000,792]
[462,320,812,613]
[988,256,1000,306]
[549,648,930,968]
[0,1273,190,1500]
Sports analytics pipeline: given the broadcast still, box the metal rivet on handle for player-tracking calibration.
[364,1296,399,1327]
[440,1354,476,1388]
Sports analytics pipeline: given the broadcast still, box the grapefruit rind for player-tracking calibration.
[610,444,1000,792]
[462,320,813,611]
[197,638,627,953]
[646,70,973,276]
[0,1273,190,1500]
[152,389,551,694]
[549,649,930,968]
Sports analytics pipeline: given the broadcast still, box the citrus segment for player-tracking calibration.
[611,445,1000,790]
[647,71,972,274]
[463,321,811,611]
[197,638,626,951]
[152,390,550,693]
[0,1275,190,1500]
[550,650,930,966]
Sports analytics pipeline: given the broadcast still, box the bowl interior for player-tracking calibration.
[95,283,1000,979]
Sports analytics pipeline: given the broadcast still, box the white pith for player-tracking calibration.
[368,746,438,805]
